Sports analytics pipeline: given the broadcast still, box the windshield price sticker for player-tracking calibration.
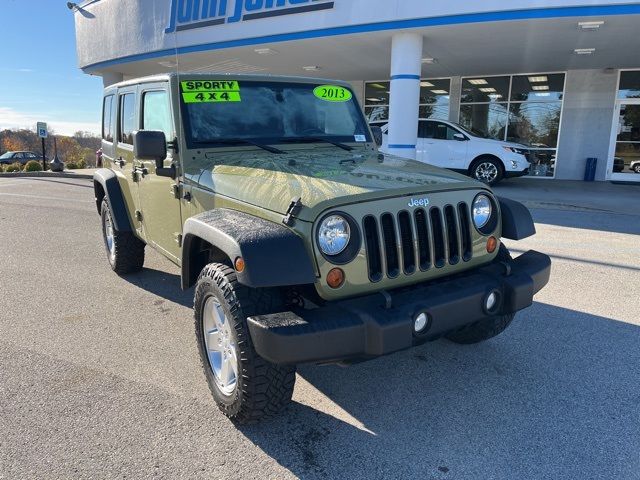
[314,85,352,102]
[181,80,241,103]
[182,91,241,103]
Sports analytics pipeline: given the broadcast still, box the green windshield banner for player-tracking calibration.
[181,80,241,103]
[313,85,352,102]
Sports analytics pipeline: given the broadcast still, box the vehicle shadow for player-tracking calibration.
[239,302,640,480]
[123,268,193,308]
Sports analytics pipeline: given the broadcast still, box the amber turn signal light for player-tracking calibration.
[234,257,246,273]
[326,268,345,289]
[486,236,498,253]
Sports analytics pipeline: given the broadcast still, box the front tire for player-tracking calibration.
[100,198,145,274]
[633,164,640,174]
[446,245,515,344]
[470,156,504,186]
[194,263,296,424]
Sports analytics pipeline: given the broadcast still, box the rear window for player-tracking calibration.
[119,93,136,145]
[102,95,114,142]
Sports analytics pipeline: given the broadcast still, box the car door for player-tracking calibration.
[135,84,183,262]
[419,120,468,170]
[115,87,144,238]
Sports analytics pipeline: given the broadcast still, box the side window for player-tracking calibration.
[142,91,172,139]
[432,122,457,140]
[27,153,36,158]
[419,121,436,139]
[418,121,429,138]
[15,153,24,159]
[119,93,136,145]
[102,95,114,142]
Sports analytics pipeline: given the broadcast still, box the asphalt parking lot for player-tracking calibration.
[1,176,639,479]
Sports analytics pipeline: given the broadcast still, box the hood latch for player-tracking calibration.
[282,197,303,227]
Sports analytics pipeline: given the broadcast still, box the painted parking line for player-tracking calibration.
[0,192,93,203]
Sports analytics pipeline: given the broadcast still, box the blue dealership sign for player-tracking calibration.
[165,0,335,33]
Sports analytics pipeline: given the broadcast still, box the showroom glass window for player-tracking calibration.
[613,71,640,174]
[364,78,450,122]
[460,73,565,177]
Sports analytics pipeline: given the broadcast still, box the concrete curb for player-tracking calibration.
[0,171,93,180]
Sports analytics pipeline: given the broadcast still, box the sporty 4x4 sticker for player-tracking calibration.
[181,80,241,103]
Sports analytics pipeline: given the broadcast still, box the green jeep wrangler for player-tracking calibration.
[94,74,551,423]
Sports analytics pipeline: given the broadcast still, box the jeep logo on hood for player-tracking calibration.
[408,197,430,208]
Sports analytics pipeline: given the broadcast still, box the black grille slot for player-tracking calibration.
[380,213,399,278]
[430,208,446,268]
[458,203,473,262]
[444,205,460,265]
[414,208,431,271]
[398,211,416,274]
[363,216,383,282]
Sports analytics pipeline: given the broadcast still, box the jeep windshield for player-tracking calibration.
[180,80,371,150]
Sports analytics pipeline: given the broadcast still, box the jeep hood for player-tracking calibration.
[192,148,485,222]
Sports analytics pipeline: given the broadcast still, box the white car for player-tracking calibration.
[371,119,531,185]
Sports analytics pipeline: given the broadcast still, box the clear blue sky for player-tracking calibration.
[0,0,103,135]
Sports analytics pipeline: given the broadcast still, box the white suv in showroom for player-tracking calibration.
[371,119,531,185]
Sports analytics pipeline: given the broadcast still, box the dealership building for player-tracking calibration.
[73,0,640,182]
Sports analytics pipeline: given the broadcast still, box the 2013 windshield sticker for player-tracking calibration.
[181,81,241,103]
[313,85,352,102]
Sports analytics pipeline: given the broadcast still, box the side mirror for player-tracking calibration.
[133,130,167,169]
[453,133,467,141]
[370,126,383,147]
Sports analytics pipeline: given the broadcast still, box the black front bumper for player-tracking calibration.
[247,250,551,365]
[504,167,530,178]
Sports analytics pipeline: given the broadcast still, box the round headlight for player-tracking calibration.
[472,194,493,229]
[318,215,351,255]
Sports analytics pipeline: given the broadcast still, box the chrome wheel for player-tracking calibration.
[202,296,238,396]
[475,162,499,183]
[103,212,115,262]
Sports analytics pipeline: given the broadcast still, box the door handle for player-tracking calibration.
[115,157,125,168]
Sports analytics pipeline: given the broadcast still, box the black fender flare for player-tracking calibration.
[93,168,133,232]
[498,196,535,240]
[181,209,317,290]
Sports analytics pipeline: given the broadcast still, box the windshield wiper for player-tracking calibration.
[194,139,286,154]
[279,137,353,151]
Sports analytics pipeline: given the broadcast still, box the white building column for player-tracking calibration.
[387,33,423,160]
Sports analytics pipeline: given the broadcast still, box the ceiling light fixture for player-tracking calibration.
[479,87,497,93]
[420,81,434,87]
[532,85,550,91]
[468,79,488,85]
[578,21,604,30]
[528,76,548,83]
[254,48,279,55]
[370,83,387,89]
[431,90,448,94]
[574,48,596,55]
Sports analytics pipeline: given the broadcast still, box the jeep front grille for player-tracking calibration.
[363,203,473,282]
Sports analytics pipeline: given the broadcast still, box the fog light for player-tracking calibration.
[414,313,428,333]
[511,160,518,169]
[486,292,498,311]
[326,268,345,289]
[484,290,502,314]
